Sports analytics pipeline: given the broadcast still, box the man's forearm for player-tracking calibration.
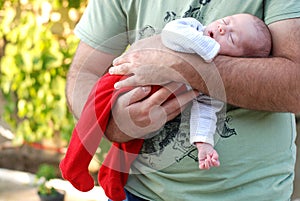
[66,41,137,143]
[66,41,116,119]
[172,18,300,113]
[66,69,100,119]
[105,116,135,142]
[178,54,300,112]
[216,56,299,112]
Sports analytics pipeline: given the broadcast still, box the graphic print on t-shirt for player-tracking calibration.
[140,106,237,168]
[138,0,212,39]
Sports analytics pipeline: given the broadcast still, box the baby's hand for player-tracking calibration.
[196,142,220,170]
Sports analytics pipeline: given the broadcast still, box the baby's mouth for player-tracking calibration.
[209,31,214,38]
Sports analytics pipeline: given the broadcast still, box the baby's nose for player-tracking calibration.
[218,25,226,35]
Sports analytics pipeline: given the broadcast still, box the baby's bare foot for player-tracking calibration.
[196,142,220,170]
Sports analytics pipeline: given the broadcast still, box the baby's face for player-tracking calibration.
[204,14,257,56]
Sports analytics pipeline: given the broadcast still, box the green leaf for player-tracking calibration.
[17,99,27,117]
[0,0,84,144]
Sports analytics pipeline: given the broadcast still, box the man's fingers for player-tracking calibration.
[145,82,185,106]
[112,55,128,66]
[129,86,152,105]
[114,76,139,89]
[162,89,197,115]
[118,86,151,105]
[109,63,132,75]
[165,105,188,122]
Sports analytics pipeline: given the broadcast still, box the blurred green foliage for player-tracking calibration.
[0,0,87,143]
[36,164,58,195]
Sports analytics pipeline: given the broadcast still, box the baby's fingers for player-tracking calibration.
[211,159,220,167]
[211,152,220,167]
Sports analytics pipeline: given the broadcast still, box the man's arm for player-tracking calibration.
[111,18,300,113]
[66,41,132,142]
[66,41,117,119]
[192,18,300,112]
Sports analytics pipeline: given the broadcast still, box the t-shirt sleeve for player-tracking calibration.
[74,0,129,55]
[264,0,300,25]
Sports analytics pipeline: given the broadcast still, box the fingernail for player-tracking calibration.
[109,67,114,74]
[142,86,150,93]
[112,58,119,65]
[114,82,120,89]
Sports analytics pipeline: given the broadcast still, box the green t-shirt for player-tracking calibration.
[75,0,299,200]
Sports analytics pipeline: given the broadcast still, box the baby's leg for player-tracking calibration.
[195,142,220,170]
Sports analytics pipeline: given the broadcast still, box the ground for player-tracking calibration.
[0,134,106,201]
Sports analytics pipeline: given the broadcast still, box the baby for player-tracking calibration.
[161,13,272,170]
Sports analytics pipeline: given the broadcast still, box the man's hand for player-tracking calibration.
[109,35,194,88]
[109,34,225,104]
[106,82,198,142]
